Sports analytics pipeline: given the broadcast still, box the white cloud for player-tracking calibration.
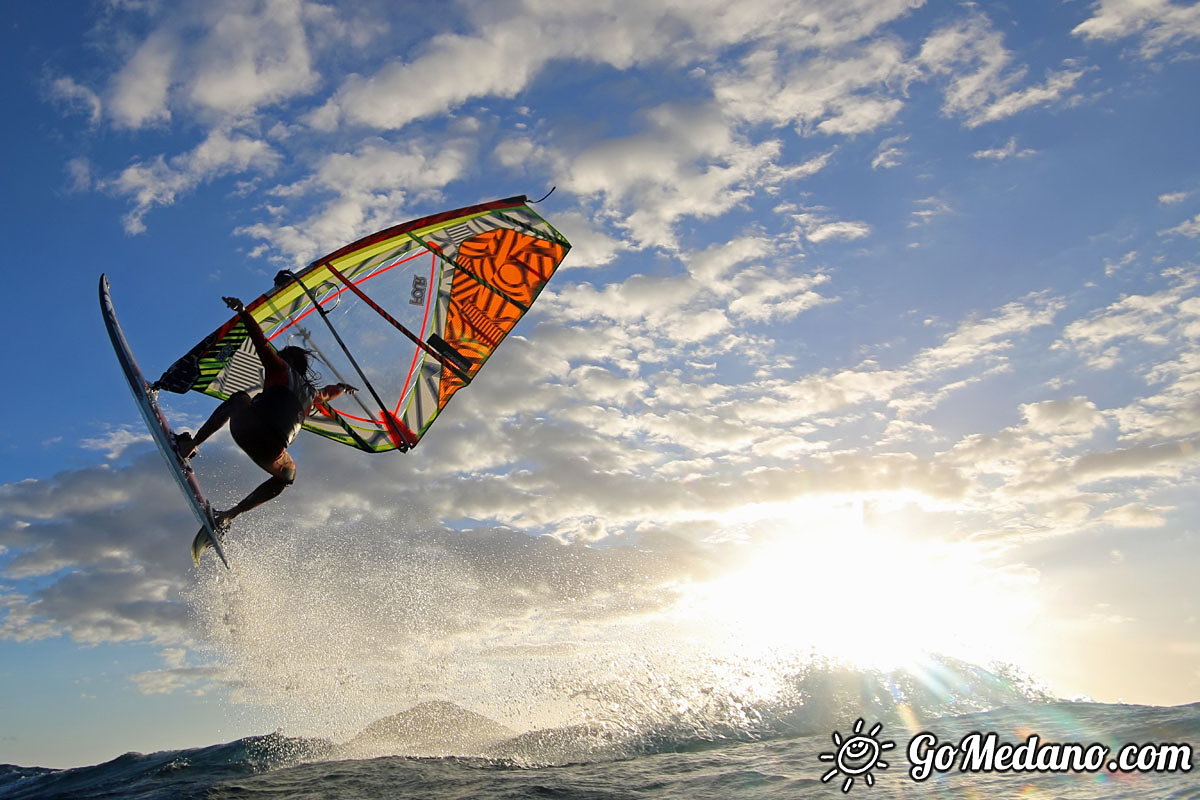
[0,468,135,525]
[47,76,103,124]
[1055,272,1198,369]
[967,68,1085,127]
[918,15,1084,128]
[547,210,632,269]
[237,137,474,264]
[792,208,872,243]
[1160,213,1200,239]
[184,0,323,116]
[936,389,1192,536]
[872,135,908,169]
[103,0,352,129]
[65,158,94,194]
[550,272,727,346]
[921,272,1200,529]
[917,15,1011,114]
[727,269,833,322]
[1073,0,1200,58]
[494,136,562,178]
[130,664,225,696]
[560,103,785,248]
[309,28,543,131]
[775,366,908,419]
[684,235,771,283]
[909,195,952,227]
[917,298,1061,373]
[105,127,281,233]
[1112,350,1200,443]
[1098,502,1169,528]
[713,39,913,135]
[1072,439,1200,484]
[972,136,1037,161]
[238,191,408,267]
[1158,191,1190,205]
[1104,250,1138,277]
[299,140,473,196]
[761,150,836,186]
[80,426,154,460]
[312,0,924,133]
[1021,397,1107,438]
[108,30,176,128]
[741,295,1064,433]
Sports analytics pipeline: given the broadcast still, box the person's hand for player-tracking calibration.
[223,296,244,312]
[339,382,359,395]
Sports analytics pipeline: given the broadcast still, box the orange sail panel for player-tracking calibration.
[441,229,567,406]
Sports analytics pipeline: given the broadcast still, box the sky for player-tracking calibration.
[2,0,1200,770]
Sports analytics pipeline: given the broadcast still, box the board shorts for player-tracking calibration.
[230,386,306,459]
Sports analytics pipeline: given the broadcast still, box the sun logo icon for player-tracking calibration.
[819,718,895,793]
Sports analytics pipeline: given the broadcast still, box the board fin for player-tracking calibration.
[192,517,229,566]
[191,527,210,565]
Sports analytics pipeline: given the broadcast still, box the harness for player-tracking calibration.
[252,366,316,448]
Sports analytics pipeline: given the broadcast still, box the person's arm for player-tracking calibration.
[223,296,287,378]
[314,382,357,405]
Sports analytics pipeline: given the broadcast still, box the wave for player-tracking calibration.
[470,653,1054,765]
[5,696,1199,800]
[0,734,330,800]
[10,653,1199,800]
[0,655,1129,796]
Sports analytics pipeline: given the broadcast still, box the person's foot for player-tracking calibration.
[173,432,197,461]
[212,510,233,536]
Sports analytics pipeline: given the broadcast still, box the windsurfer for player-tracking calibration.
[173,296,356,531]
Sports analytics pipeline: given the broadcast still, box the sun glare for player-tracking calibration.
[675,500,1037,672]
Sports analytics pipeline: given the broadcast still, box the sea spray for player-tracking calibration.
[182,512,688,743]
[175,511,1057,764]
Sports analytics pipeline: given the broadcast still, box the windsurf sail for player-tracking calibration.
[155,195,571,453]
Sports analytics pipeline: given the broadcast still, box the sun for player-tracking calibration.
[671,498,1037,671]
[819,718,895,793]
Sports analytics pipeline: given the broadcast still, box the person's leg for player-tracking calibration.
[175,391,251,459]
[217,413,298,528]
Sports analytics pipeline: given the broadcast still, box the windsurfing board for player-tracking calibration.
[99,274,231,569]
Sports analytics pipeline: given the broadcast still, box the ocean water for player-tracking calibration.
[4,690,1198,799]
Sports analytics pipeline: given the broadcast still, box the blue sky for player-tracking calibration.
[3,0,1200,769]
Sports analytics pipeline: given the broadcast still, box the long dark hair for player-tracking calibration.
[278,346,320,386]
